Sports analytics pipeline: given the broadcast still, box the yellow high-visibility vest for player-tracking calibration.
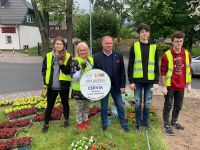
[72,57,94,91]
[45,52,71,85]
[133,41,157,80]
[165,49,191,86]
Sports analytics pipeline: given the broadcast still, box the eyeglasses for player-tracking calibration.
[174,40,183,43]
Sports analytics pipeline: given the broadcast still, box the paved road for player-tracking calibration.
[0,62,42,94]
[0,57,199,95]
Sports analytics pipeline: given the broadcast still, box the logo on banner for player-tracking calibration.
[80,69,111,101]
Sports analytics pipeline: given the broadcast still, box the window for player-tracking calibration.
[6,35,12,44]
[2,27,16,33]
[49,25,61,30]
[0,0,8,7]
[55,26,60,30]
[49,26,55,30]
[26,15,34,23]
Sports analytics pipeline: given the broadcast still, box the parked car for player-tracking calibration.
[191,56,200,76]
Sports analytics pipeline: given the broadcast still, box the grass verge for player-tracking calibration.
[0,99,169,150]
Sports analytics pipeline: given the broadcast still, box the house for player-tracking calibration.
[0,0,41,50]
[49,21,68,43]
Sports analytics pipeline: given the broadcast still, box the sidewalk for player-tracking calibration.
[0,51,42,64]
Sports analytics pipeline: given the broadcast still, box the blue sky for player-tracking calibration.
[26,0,92,12]
[76,0,91,12]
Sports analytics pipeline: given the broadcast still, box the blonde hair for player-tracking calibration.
[75,42,90,57]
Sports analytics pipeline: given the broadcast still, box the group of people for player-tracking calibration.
[41,23,192,136]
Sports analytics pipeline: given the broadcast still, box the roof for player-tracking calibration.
[49,30,68,38]
[0,0,32,25]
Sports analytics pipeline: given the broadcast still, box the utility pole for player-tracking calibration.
[89,0,93,55]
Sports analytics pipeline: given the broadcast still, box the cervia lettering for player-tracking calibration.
[88,86,103,90]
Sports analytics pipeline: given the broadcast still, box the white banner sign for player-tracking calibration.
[80,69,111,101]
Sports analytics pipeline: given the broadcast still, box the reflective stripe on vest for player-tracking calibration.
[133,41,156,80]
[45,52,71,85]
[71,57,94,91]
[165,49,191,86]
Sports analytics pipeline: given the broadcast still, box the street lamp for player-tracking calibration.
[89,0,93,55]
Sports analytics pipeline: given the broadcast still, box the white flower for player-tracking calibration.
[85,145,88,149]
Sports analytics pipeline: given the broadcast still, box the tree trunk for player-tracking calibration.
[66,0,74,55]
[31,0,49,56]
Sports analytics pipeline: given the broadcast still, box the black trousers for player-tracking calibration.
[163,89,184,126]
[44,88,70,125]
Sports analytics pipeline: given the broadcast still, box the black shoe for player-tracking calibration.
[102,125,107,131]
[122,125,129,132]
[171,122,184,130]
[163,125,174,136]
[135,125,141,132]
[41,124,49,133]
[64,120,70,128]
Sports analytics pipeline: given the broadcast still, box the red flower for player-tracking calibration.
[8,108,36,120]
[0,128,17,139]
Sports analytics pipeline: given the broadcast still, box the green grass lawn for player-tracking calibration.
[0,99,169,150]
[21,46,42,56]
[191,47,200,57]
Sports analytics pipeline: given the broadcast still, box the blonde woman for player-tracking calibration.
[71,42,93,130]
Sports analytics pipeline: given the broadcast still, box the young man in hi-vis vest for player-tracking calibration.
[128,23,159,132]
[161,31,192,136]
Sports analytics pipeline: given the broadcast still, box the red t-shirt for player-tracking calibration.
[161,48,192,90]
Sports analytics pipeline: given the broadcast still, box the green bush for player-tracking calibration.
[157,43,171,57]
[119,26,133,39]
[191,47,200,57]
[74,9,120,54]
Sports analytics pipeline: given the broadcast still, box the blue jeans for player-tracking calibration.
[100,86,127,127]
[134,83,153,127]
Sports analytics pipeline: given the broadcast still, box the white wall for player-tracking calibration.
[0,25,42,50]
[0,25,20,50]
[19,25,42,49]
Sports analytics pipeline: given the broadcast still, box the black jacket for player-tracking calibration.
[42,55,72,89]
[93,51,126,92]
[128,41,159,84]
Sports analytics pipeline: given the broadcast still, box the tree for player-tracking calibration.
[31,0,49,56]
[94,0,129,30]
[31,0,75,55]
[125,0,200,50]
[188,0,200,30]
[66,0,74,54]
[50,0,75,54]
[74,9,120,53]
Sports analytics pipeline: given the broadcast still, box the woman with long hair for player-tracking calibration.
[41,36,72,133]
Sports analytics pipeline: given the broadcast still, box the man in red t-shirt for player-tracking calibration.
[161,31,192,136]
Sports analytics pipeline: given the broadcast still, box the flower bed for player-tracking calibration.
[11,137,32,149]
[0,128,17,139]
[0,120,30,129]
[12,97,37,107]
[0,137,32,150]
[32,107,63,122]
[5,105,33,114]
[0,140,12,150]
[88,106,100,118]
[68,136,116,150]
[7,108,37,120]
[0,100,13,106]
